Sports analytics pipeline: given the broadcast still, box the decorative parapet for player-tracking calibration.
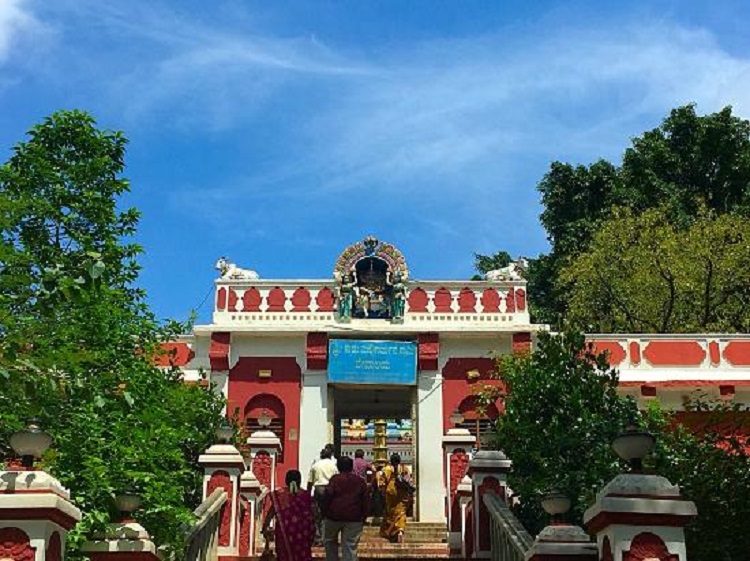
[212,279,532,332]
[588,334,750,379]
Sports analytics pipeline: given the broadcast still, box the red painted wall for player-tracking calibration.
[227,357,302,489]
[441,357,502,431]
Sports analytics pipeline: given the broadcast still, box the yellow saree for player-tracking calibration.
[379,464,411,541]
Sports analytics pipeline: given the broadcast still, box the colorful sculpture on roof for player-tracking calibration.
[333,236,410,322]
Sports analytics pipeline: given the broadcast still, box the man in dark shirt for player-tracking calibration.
[322,456,370,561]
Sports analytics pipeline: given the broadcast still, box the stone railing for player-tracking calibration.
[484,492,533,561]
[212,279,531,330]
[185,488,227,561]
[587,334,750,374]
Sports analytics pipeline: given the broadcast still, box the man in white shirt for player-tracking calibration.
[309,447,338,545]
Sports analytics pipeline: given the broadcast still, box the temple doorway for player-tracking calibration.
[331,386,417,516]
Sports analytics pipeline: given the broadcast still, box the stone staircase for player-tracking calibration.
[312,521,452,560]
[228,521,456,561]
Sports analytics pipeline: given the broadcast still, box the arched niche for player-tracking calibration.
[244,393,286,460]
[455,395,500,449]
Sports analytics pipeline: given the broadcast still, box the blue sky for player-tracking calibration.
[2,0,750,323]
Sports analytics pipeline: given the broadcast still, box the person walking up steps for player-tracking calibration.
[322,456,370,561]
[262,470,315,561]
[308,447,338,545]
[379,453,414,543]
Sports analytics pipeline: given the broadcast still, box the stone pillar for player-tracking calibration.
[0,469,82,561]
[583,473,697,561]
[246,430,282,493]
[239,470,262,557]
[198,441,245,557]
[455,475,473,559]
[469,449,512,559]
[442,428,475,549]
[525,524,598,561]
[81,521,159,561]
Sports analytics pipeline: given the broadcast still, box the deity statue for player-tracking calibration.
[336,270,356,321]
[388,271,407,322]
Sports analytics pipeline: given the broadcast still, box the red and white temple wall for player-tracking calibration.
[156,238,750,525]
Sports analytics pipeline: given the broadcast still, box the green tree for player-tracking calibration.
[561,206,750,333]
[0,111,224,557]
[488,330,750,560]
[472,250,512,280]
[490,331,637,534]
[620,105,750,221]
[645,401,750,561]
[481,104,750,328]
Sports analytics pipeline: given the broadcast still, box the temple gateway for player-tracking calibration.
[162,236,750,525]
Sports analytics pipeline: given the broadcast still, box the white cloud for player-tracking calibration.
[21,3,750,253]
[305,22,750,196]
[0,0,42,63]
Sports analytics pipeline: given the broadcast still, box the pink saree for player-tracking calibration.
[270,487,315,561]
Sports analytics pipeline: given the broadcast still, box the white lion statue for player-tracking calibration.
[215,257,260,280]
[485,257,529,281]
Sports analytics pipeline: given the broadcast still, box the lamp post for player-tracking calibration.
[215,419,234,444]
[611,423,655,473]
[541,491,571,525]
[9,418,53,469]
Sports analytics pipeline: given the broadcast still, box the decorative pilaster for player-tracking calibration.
[306,332,328,370]
[0,470,82,561]
[418,333,439,371]
[198,442,245,556]
[209,332,231,371]
[583,474,697,561]
[442,428,475,548]
[246,430,283,493]
[468,450,512,559]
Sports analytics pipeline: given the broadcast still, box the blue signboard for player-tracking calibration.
[328,340,417,385]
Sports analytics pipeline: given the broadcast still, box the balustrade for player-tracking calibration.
[185,489,228,561]
[483,492,533,561]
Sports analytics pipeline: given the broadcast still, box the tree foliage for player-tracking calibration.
[645,402,750,561]
[480,104,750,328]
[472,250,512,280]
[489,331,750,560]
[0,111,224,558]
[562,206,750,332]
[490,331,637,534]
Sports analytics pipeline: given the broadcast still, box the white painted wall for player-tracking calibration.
[299,371,330,474]
[417,368,444,522]
[229,334,307,368]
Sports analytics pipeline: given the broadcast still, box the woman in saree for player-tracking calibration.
[262,470,316,561]
[379,453,413,543]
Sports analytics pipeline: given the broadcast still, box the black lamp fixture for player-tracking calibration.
[611,423,656,472]
[541,490,571,524]
[9,418,53,469]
